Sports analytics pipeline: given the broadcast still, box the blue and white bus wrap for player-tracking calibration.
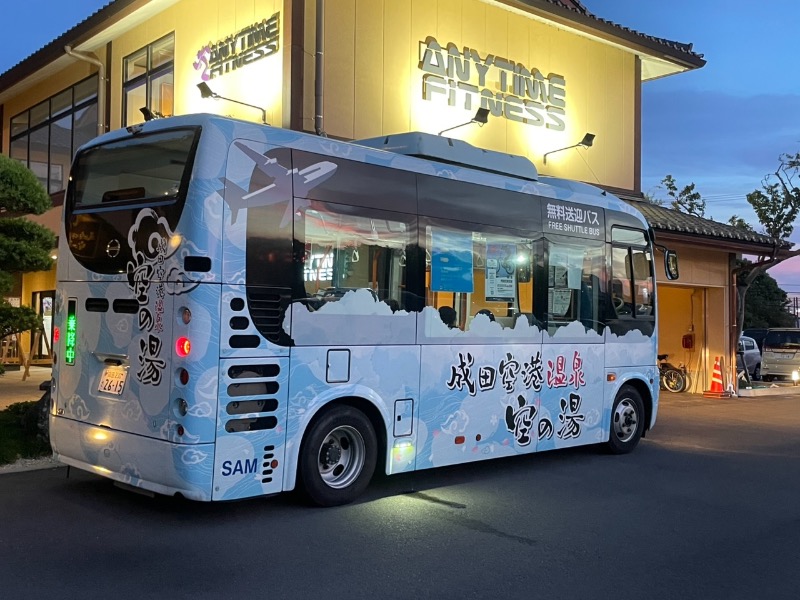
[50,114,662,505]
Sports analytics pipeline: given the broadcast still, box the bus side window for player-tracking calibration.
[546,239,605,334]
[423,218,539,336]
[609,227,654,336]
[297,202,415,313]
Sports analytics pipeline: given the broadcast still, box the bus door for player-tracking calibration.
[536,238,607,451]
[417,220,546,469]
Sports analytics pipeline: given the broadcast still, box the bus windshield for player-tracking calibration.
[69,127,199,209]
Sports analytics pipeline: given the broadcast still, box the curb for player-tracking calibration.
[0,455,64,475]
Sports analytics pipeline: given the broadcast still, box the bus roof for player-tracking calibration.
[356,132,539,182]
[82,113,647,228]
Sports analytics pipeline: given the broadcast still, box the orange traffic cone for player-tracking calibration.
[703,356,731,398]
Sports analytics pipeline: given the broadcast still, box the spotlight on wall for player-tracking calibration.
[543,133,596,164]
[438,107,491,137]
[196,82,269,125]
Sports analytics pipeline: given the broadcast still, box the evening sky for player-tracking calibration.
[1,0,798,286]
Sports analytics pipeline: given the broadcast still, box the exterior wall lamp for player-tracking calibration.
[197,82,269,125]
[438,107,490,137]
[543,132,596,164]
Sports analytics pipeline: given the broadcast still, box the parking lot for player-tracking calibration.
[1,387,799,599]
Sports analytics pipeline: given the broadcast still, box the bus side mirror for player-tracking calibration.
[664,250,679,280]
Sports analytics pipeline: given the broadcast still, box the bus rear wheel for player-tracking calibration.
[299,405,377,507]
[607,385,645,454]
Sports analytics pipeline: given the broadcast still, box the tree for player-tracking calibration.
[662,174,706,217]
[0,154,56,374]
[742,266,795,328]
[642,190,664,206]
[733,151,800,346]
[727,215,754,231]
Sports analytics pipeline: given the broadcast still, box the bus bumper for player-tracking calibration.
[50,415,214,501]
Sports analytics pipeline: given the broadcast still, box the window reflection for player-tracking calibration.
[299,204,412,312]
[547,239,605,334]
[123,33,174,125]
[9,75,98,195]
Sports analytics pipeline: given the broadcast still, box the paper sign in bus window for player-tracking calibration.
[485,242,516,302]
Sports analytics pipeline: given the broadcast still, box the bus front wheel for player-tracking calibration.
[299,405,377,507]
[607,386,645,454]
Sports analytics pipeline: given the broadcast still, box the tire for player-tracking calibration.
[661,368,686,393]
[607,385,645,454]
[753,364,761,381]
[299,405,377,507]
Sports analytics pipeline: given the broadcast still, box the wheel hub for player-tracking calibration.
[321,440,342,467]
[613,399,639,442]
[315,425,366,490]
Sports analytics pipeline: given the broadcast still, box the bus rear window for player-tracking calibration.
[70,128,199,209]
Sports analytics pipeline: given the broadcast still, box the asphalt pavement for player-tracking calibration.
[0,391,798,600]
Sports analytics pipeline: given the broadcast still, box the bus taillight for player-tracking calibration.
[176,337,191,357]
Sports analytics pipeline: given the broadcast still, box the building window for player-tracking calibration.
[9,76,99,194]
[123,34,174,125]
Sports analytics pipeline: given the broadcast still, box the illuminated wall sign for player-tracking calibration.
[419,36,566,131]
[193,13,280,81]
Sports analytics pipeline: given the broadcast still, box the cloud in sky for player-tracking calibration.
[639,86,800,286]
[3,1,800,287]
[641,89,800,204]
[595,0,800,288]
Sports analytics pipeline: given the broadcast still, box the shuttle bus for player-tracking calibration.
[49,114,675,505]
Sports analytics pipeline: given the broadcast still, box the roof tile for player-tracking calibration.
[626,199,786,247]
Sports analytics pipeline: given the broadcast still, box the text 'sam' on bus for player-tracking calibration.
[49,114,679,505]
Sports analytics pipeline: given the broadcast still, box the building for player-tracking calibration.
[0,0,787,389]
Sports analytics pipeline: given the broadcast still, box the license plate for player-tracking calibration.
[98,367,127,395]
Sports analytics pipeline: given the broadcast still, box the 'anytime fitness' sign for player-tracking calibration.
[419,36,566,131]
[194,13,280,80]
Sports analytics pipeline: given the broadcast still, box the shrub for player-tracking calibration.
[0,400,51,465]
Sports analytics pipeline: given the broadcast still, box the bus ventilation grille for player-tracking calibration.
[244,287,292,345]
[223,364,282,435]
[263,445,276,483]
